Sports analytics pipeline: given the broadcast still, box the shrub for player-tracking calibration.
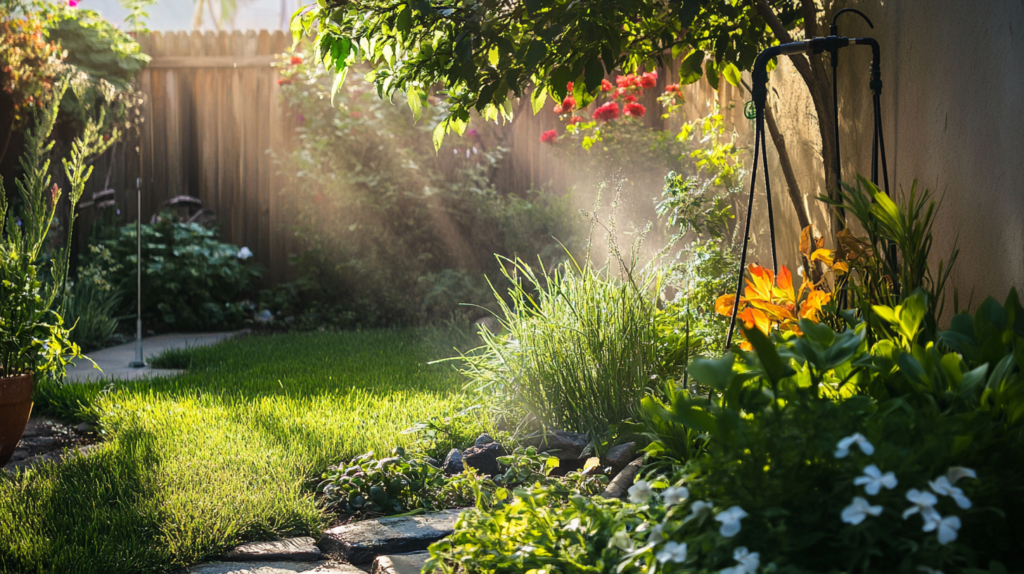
[96,218,261,331]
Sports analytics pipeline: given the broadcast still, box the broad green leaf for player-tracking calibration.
[688,353,736,391]
[722,63,742,87]
[678,50,705,85]
[330,66,349,106]
[705,59,719,90]
[396,6,412,33]
[743,326,794,383]
[432,119,448,152]
[899,289,928,343]
[524,40,547,70]
[530,86,548,114]
[584,58,604,91]
[407,87,422,121]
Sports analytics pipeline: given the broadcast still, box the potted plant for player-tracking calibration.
[0,78,115,466]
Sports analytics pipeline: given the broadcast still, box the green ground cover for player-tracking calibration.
[0,329,482,574]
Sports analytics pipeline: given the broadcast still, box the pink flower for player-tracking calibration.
[296,113,306,125]
[552,104,564,114]
[594,102,620,121]
[640,71,658,88]
[616,74,634,88]
[613,87,627,99]
[624,102,646,118]
[601,79,613,92]
[540,129,558,143]
[561,96,577,112]
[67,0,78,7]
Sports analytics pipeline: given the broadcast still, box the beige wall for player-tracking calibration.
[760,0,1024,312]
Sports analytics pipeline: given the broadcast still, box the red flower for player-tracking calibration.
[277,78,292,86]
[594,102,620,121]
[568,115,583,124]
[290,55,303,65]
[540,129,558,143]
[624,94,637,103]
[561,96,577,112]
[665,84,681,94]
[566,81,574,92]
[614,87,627,99]
[624,102,646,118]
[640,71,658,88]
[601,79,613,92]
[615,74,634,88]
[553,104,564,114]
[350,111,363,118]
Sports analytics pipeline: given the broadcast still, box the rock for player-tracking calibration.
[223,537,321,562]
[462,442,506,477]
[75,422,96,433]
[441,449,463,475]
[600,457,645,500]
[319,509,464,565]
[473,433,494,447]
[186,561,363,574]
[422,457,440,469]
[370,552,430,574]
[603,442,636,473]
[525,430,590,460]
[473,316,501,335]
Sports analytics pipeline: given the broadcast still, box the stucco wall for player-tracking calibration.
[760,0,1024,313]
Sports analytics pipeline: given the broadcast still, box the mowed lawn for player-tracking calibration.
[0,329,483,574]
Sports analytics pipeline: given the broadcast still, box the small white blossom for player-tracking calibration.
[608,529,634,551]
[853,464,898,495]
[834,433,874,458]
[841,496,884,525]
[683,500,714,524]
[946,467,977,485]
[655,541,688,564]
[648,523,665,543]
[903,488,940,521]
[929,476,972,509]
[237,246,253,260]
[715,506,748,538]
[565,518,581,531]
[663,486,690,507]
[922,512,961,545]
[628,480,655,504]
[720,546,760,574]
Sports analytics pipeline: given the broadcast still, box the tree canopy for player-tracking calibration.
[295,0,805,148]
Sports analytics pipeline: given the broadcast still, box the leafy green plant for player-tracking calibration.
[320,447,448,516]
[0,79,113,378]
[64,274,120,351]
[459,255,660,447]
[400,404,485,462]
[96,218,261,331]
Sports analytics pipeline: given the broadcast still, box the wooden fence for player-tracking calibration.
[75,31,751,284]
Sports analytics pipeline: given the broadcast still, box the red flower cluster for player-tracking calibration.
[568,115,583,124]
[540,129,558,143]
[290,55,303,65]
[594,102,620,121]
[601,79,613,92]
[639,71,658,88]
[624,94,637,103]
[553,95,577,114]
[665,84,681,95]
[624,102,646,118]
[277,78,292,86]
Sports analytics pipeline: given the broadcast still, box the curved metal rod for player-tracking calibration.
[832,8,874,30]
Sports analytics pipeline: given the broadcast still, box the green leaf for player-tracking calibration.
[743,326,794,383]
[584,58,604,92]
[530,86,548,114]
[722,63,742,87]
[407,87,423,121]
[330,66,349,106]
[705,59,720,90]
[432,119,448,152]
[688,353,736,391]
[678,50,705,85]
[396,6,412,33]
[524,40,547,70]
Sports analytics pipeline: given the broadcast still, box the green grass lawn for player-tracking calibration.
[0,329,483,574]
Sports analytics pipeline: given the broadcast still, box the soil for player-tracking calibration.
[2,415,102,473]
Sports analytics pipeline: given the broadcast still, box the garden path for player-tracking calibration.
[64,330,248,383]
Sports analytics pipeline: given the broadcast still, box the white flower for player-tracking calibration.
[608,529,634,551]
[797,265,806,279]
[841,496,884,525]
[922,512,961,545]
[946,467,977,485]
[565,517,581,531]
[853,464,898,495]
[655,541,688,564]
[929,476,972,509]
[903,488,940,521]
[834,433,874,458]
[663,486,690,507]
[237,246,253,260]
[627,480,655,504]
[683,500,714,524]
[715,506,748,538]
[648,523,665,543]
[720,546,760,574]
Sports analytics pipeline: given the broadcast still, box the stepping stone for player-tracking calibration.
[224,537,321,562]
[370,552,429,574]
[319,509,464,564]
[600,456,644,500]
[187,561,364,574]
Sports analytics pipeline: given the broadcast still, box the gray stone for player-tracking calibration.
[441,449,463,475]
[600,457,645,500]
[370,552,429,574]
[473,433,494,447]
[75,422,96,433]
[603,442,636,473]
[186,561,363,574]
[462,442,506,477]
[223,537,321,562]
[525,430,590,460]
[319,509,464,564]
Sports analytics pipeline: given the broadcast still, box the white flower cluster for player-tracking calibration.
[835,433,977,546]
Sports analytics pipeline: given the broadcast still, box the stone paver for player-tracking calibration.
[369,552,430,574]
[65,330,247,383]
[600,456,644,499]
[224,538,322,562]
[319,509,464,564]
[187,561,364,574]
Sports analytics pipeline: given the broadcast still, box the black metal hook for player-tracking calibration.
[831,8,874,35]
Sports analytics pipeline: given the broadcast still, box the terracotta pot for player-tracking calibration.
[0,372,34,467]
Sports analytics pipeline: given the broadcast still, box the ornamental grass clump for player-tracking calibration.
[459,254,660,447]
